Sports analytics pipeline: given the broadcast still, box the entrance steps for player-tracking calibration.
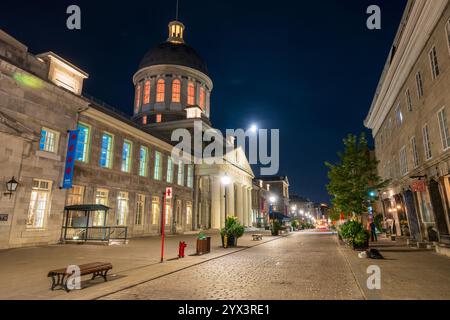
[435,244,450,258]
[407,239,435,250]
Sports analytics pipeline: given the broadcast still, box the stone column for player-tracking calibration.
[220,183,226,228]
[193,175,201,229]
[236,183,244,224]
[227,183,235,217]
[243,186,249,226]
[248,188,253,226]
[210,176,221,229]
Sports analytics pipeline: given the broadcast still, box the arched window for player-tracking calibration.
[199,87,205,110]
[143,80,150,104]
[187,81,195,105]
[134,84,141,114]
[172,79,181,103]
[156,79,165,102]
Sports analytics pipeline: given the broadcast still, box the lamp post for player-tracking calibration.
[221,174,231,225]
[4,176,19,198]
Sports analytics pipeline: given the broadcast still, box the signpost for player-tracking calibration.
[161,187,172,263]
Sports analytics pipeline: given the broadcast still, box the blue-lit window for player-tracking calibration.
[187,165,194,188]
[39,128,58,153]
[177,160,184,186]
[121,140,132,173]
[139,146,148,177]
[75,123,90,162]
[166,157,174,183]
[100,133,114,169]
[154,151,162,180]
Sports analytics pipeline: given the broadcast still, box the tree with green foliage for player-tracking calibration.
[325,133,387,217]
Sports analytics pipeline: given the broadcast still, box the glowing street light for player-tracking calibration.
[250,124,258,133]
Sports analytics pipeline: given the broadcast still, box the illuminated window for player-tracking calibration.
[66,185,85,206]
[100,133,114,169]
[187,165,194,188]
[54,69,77,93]
[178,160,185,186]
[151,196,160,225]
[172,79,181,102]
[165,203,172,225]
[40,127,59,153]
[27,179,52,229]
[186,202,192,225]
[135,194,145,225]
[154,151,162,180]
[395,104,403,126]
[142,115,147,125]
[167,157,174,183]
[121,140,132,173]
[94,188,108,226]
[75,123,90,163]
[117,192,129,226]
[139,146,149,177]
[199,87,205,110]
[134,84,141,113]
[187,82,195,105]
[156,79,165,102]
[143,80,151,104]
[156,114,162,123]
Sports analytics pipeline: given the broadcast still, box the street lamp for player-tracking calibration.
[221,174,231,223]
[249,124,258,133]
[4,176,19,198]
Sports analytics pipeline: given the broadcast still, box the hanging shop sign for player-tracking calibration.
[412,180,426,193]
[62,130,79,189]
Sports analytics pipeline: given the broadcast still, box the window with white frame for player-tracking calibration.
[447,19,450,53]
[94,188,108,226]
[66,185,85,206]
[139,146,148,177]
[27,179,52,229]
[423,124,432,160]
[416,71,424,98]
[100,133,114,169]
[405,89,413,112]
[187,165,194,188]
[399,146,408,176]
[438,108,450,150]
[75,123,90,163]
[411,136,420,169]
[117,192,129,226]
[429,46,440,79]
[135,194,145,225]
[39,128,59,153]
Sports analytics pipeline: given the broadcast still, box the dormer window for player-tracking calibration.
[199,87,205,110]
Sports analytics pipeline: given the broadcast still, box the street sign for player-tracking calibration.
[165,187,173,199]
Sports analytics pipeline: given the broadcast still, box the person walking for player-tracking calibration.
[370,220,378,242]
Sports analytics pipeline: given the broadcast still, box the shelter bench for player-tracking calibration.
[47,262,113,292]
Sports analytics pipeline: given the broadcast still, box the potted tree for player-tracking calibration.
[220,217,245,248]
[271,219,282,236]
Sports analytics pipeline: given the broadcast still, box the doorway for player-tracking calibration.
[429,180,449,236]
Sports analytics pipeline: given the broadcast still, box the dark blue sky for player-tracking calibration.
[0,0,407,203]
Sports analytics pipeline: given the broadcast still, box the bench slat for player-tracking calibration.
[48,262,112,277]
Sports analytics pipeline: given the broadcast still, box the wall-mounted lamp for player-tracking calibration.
[4,177,19,198]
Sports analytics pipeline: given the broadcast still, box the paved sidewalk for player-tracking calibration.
[338,235,450,300]
[0,230,279,300]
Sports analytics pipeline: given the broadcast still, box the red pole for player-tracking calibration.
[161,192,166,263]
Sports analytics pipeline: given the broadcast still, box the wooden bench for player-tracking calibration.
[252,234,263,241]
[47,262,113,292]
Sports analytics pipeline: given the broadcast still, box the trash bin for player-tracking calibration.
[196,237,211,255]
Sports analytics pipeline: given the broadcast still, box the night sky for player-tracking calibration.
[1,0,407,203]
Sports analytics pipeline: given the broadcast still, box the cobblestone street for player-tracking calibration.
[102,232,364,300]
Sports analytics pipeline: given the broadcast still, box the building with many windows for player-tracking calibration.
[365,0,450,245]
[0,18,254,249]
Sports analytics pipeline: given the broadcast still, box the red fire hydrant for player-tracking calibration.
[178,241,187,258]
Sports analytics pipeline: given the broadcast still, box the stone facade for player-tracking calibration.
[365,0,450,243]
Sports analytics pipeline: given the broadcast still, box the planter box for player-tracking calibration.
[196,237,211,255]
[221,235,238,248]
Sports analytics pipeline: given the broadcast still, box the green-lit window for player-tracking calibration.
[139,146,149,177]
[187,165,194,188]
[167,157,174,183]
[154,151,162,180]
[177,160,184,186]
[121,140,132,173]
[100,133,114,169]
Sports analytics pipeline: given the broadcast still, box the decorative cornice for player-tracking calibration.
[364,0,448,136]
